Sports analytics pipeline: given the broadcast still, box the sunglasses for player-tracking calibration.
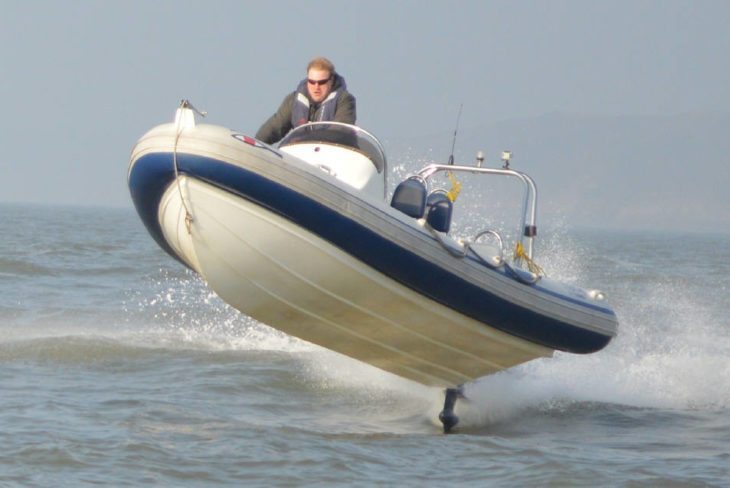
[307,77,331,86]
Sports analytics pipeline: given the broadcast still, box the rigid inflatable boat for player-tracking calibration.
[128,101,618,431]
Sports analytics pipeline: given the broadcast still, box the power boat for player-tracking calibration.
[128,100,618,432]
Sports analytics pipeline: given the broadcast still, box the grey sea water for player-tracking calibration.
[1,203,729,486]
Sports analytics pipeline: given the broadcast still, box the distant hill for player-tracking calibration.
[384,112,730,233]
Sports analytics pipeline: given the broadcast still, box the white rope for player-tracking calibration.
[172,113,194,234]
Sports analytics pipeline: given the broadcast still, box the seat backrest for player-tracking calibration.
[390,178,426,218]
[426,191,453,233]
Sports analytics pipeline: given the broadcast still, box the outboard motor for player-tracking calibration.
[426,191,453,233]
[391,178,426,218]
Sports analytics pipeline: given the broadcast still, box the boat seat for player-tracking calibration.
[391,178,426,218]
[426,191,453,233]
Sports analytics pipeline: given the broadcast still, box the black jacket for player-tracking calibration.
[255,74,356,144]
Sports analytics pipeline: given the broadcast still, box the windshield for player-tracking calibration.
[279,122,386,174]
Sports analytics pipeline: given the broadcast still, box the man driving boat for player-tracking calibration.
[255,57,356,144]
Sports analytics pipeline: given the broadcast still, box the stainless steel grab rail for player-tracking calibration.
[416,163,538,260]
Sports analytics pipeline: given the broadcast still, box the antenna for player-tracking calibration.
[448,103,463,165]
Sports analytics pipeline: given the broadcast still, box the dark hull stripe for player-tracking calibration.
[129,152,616,354]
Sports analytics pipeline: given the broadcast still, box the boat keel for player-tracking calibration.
[438,385,465,433]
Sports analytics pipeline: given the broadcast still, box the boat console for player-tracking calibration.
[279,122,387,199]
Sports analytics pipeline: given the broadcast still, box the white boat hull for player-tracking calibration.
[166,176,551,386]
[128,108,618,389]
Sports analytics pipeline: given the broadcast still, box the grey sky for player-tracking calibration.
[1,0,729,231]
